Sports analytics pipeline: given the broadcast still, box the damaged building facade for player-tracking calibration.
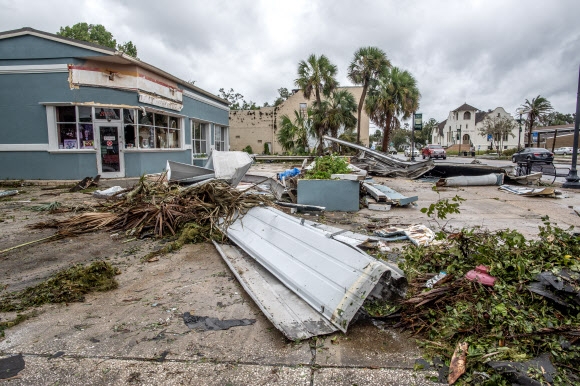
[228,87,370,154]
[432,103,519,151]
[0,27,229,180]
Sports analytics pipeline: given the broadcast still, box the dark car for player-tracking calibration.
[422,144,446,159]
[511,148,554,164]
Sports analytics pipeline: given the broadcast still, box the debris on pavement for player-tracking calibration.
[425,271,447,288]
[69,174,100,192]
[465,265,496,286]
[436,173,504,187]
[182,312,255,331]
[221,206,408,335]
[504,171,543,185]
[92,185,125,198]
[375,225,436,246]
[204,150,253,187]
[0,354,25,380]
[499,185,558,197]
[297,178,360,211]
[0,190,19,198]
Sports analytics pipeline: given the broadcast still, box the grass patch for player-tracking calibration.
[0,261,120,312]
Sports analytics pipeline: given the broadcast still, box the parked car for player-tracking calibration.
[404,147,419,157]
[511,147,554,164]
[422,144,447,159]
[554,146,574,155]
[387,146,397,154]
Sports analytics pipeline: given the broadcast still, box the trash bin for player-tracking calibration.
[463,151,468,156]
[471,151,475,157]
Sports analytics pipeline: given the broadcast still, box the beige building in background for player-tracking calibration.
[229,86,369,154]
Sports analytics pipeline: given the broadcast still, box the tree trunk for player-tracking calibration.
[356,84,368,144]
[381,113,392,152]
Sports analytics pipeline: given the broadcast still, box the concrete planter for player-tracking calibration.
[297,179,360,211]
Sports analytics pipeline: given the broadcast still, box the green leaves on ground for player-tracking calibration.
[398,219,580,385]
[0,261,120,312]
[303,155,350,180]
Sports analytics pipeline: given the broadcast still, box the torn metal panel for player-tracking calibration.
[166,160,214,183]
[499,185,557,197]
[223,206,402,332]
[204,151,253,187]
[422,163,513,178]
[370,184,418,206]
[505,172,543,185]
[213,242,338,340]
[436,173,504,187]
[323,135,434,178]
[241,174,286,201]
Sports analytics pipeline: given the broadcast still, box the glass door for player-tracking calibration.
[96,123,124,178]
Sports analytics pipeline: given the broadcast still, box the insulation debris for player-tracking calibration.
[375,225,436,246]
[436,173,504,187]
[499,185,558,197]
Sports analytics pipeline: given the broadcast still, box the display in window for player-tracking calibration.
[95,108,120,120]
[80,124,94,149]
[124,125,136,148]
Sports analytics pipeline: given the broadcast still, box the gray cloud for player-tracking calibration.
[2,0,579,121]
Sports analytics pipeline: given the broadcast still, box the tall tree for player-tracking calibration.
[277,110,312,154]
[347,47,391,143]
[479,116,516,154]
[295,54,339,154]
[295,54,338,105]
[417,118,438,146]
[57,23,138,58]
[520,95,553,146]
[313,90,357,152]
[365,67,420,152]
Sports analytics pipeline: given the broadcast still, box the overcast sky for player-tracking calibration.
[2,0,579,123]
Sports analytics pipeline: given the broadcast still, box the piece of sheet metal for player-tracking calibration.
[223,206,393,332]
[166,160,215,183]
[213,241,338,340]
[371,184,418,206]
[204,151,253,187]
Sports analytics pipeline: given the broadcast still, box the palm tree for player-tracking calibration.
[312,90,357,153]
[347,47,391,143]
[277,110,312,154]
[295,54,338,105]
[295,54,339,154]
[365,67,420,151]
[520,95,553,146]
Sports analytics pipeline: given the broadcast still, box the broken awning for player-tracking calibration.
[222,206,401,333]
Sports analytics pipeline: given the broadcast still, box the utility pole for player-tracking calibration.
[563,64,580,189]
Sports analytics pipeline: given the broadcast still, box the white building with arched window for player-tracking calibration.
[431,103,520,152]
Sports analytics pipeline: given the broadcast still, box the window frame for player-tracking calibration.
[192,119,209,157]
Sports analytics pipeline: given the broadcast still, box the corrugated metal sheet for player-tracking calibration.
[223,206,392,332]
[213,241,338,340]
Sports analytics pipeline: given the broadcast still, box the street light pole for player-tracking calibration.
[411,112,416,161]
[563,65,580,189]
[457,127,462,156]
[516,108,523,151]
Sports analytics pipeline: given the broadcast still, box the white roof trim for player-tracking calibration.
[0,64,69,74]
[0,144,49,152]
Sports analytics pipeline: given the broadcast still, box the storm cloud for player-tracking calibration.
[2,0,579,121]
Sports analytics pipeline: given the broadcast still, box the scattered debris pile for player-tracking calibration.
[31,177,268,241]
[389,220,580,385]
[323,135,434,178]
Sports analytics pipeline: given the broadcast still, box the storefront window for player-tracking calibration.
[55,106,94,149]
[192,121,207,156]
[136,111,180,149]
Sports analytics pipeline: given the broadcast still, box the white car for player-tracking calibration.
[553,147,574,155]
[404,148,419,157]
